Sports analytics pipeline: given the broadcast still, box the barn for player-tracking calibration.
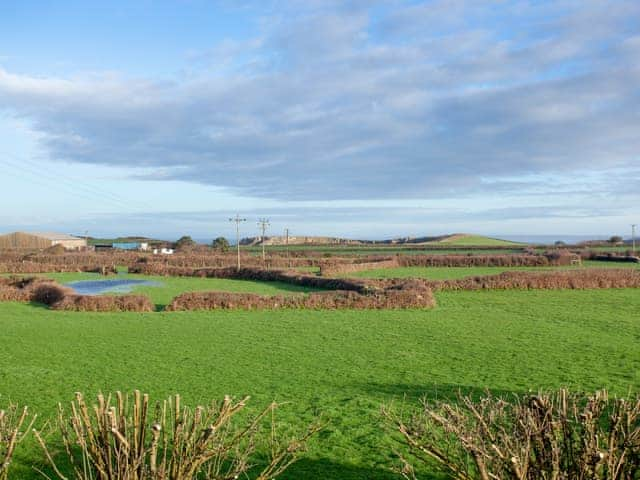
[0,232,87,250]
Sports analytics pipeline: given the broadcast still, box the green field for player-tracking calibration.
[2,285,640,479]
[347,261,640,279]
[427,234,523,246]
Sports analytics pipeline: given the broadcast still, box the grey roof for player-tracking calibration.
[15,232,84,241]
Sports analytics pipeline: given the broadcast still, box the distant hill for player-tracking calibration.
[426,234,525,246]
[241,233,525,247]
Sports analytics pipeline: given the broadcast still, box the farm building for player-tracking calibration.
[0,232,87,250]
[112,242,149,251]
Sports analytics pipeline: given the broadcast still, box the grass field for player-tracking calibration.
[427,234,523,246]
[248,246,527,255]
[2,286,640,479]
[347,261,640,279]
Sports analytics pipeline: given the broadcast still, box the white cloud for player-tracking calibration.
[0,0,638,203]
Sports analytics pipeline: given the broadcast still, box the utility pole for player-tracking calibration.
[284,228,290,268]
[633,224,637,254]
[257,218,270,262]
[229,214,246,270]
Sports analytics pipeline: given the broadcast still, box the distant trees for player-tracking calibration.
[212,237,230,252]
[175,235,196,251]
[609,235,623,244]
[554,240,566,247]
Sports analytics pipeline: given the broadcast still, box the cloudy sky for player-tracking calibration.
[1,0,638,241]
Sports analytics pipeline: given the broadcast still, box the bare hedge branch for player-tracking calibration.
[383,389,640,480]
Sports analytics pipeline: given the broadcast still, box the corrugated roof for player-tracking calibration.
[21,232,85,241]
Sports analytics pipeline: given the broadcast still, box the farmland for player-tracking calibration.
[1,243,640,479]
[2,282,640,478]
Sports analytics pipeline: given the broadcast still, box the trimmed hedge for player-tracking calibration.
[166,287,436,311]
[397,252,577,268]
[51,294,154,312]
[427,268,640,291]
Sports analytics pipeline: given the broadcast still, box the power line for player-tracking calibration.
[0,152,158,211]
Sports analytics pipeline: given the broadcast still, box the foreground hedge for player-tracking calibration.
[385,389,640,480]
[2,391,320,480]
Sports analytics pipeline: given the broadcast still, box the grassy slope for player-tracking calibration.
[39,272,320,308]
[2,288,640,479]
[349,261,640,279]
[431,234,523,246]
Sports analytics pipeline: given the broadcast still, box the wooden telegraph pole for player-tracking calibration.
[257,218,270,263]
[229,214,247,270]
[284,228,290,268]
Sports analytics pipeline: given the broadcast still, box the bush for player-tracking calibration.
[166,285,436,311]
[31,283,72,306]
[383,389,640,480]
[34,391,321,480]
[212,236,230,252]
[174,235,196,251]
[396,254,574,268]
[428,268,640,291]
[51,294,155,312]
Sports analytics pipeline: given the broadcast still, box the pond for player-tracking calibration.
[64,279,162,295]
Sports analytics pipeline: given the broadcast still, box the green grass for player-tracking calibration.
[1,288,640,479]
[37,272,320,309]
[347,261,640,279]
[429,234,523,246]
[249,246,526,255]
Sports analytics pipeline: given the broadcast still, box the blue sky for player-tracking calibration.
[0,0,638,241]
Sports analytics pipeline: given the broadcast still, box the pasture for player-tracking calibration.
[1,279,640,479]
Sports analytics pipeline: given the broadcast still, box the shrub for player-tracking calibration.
[31,283,72,306]
[212,236,230,252]
[428,268,640,291]
[383,389,640,480]
[397,254,560,268]
[0,402,34,480]
[166,285,436,311]
[43,244,66,255]
[34,391,321,480]
[174,235,197,252]
[51,294,155,312]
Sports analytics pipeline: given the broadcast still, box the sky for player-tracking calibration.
[0,0,639,242]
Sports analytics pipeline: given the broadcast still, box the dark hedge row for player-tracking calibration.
[166,286,435,311]
[426,268,640,291]
[51,294,154,312]
[397,252,577,268]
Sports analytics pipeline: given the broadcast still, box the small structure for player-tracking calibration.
[153,247,174,255]
[113,242,142,251]
[0,231,87,250]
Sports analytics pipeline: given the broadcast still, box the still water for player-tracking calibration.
[64,279,161,295]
